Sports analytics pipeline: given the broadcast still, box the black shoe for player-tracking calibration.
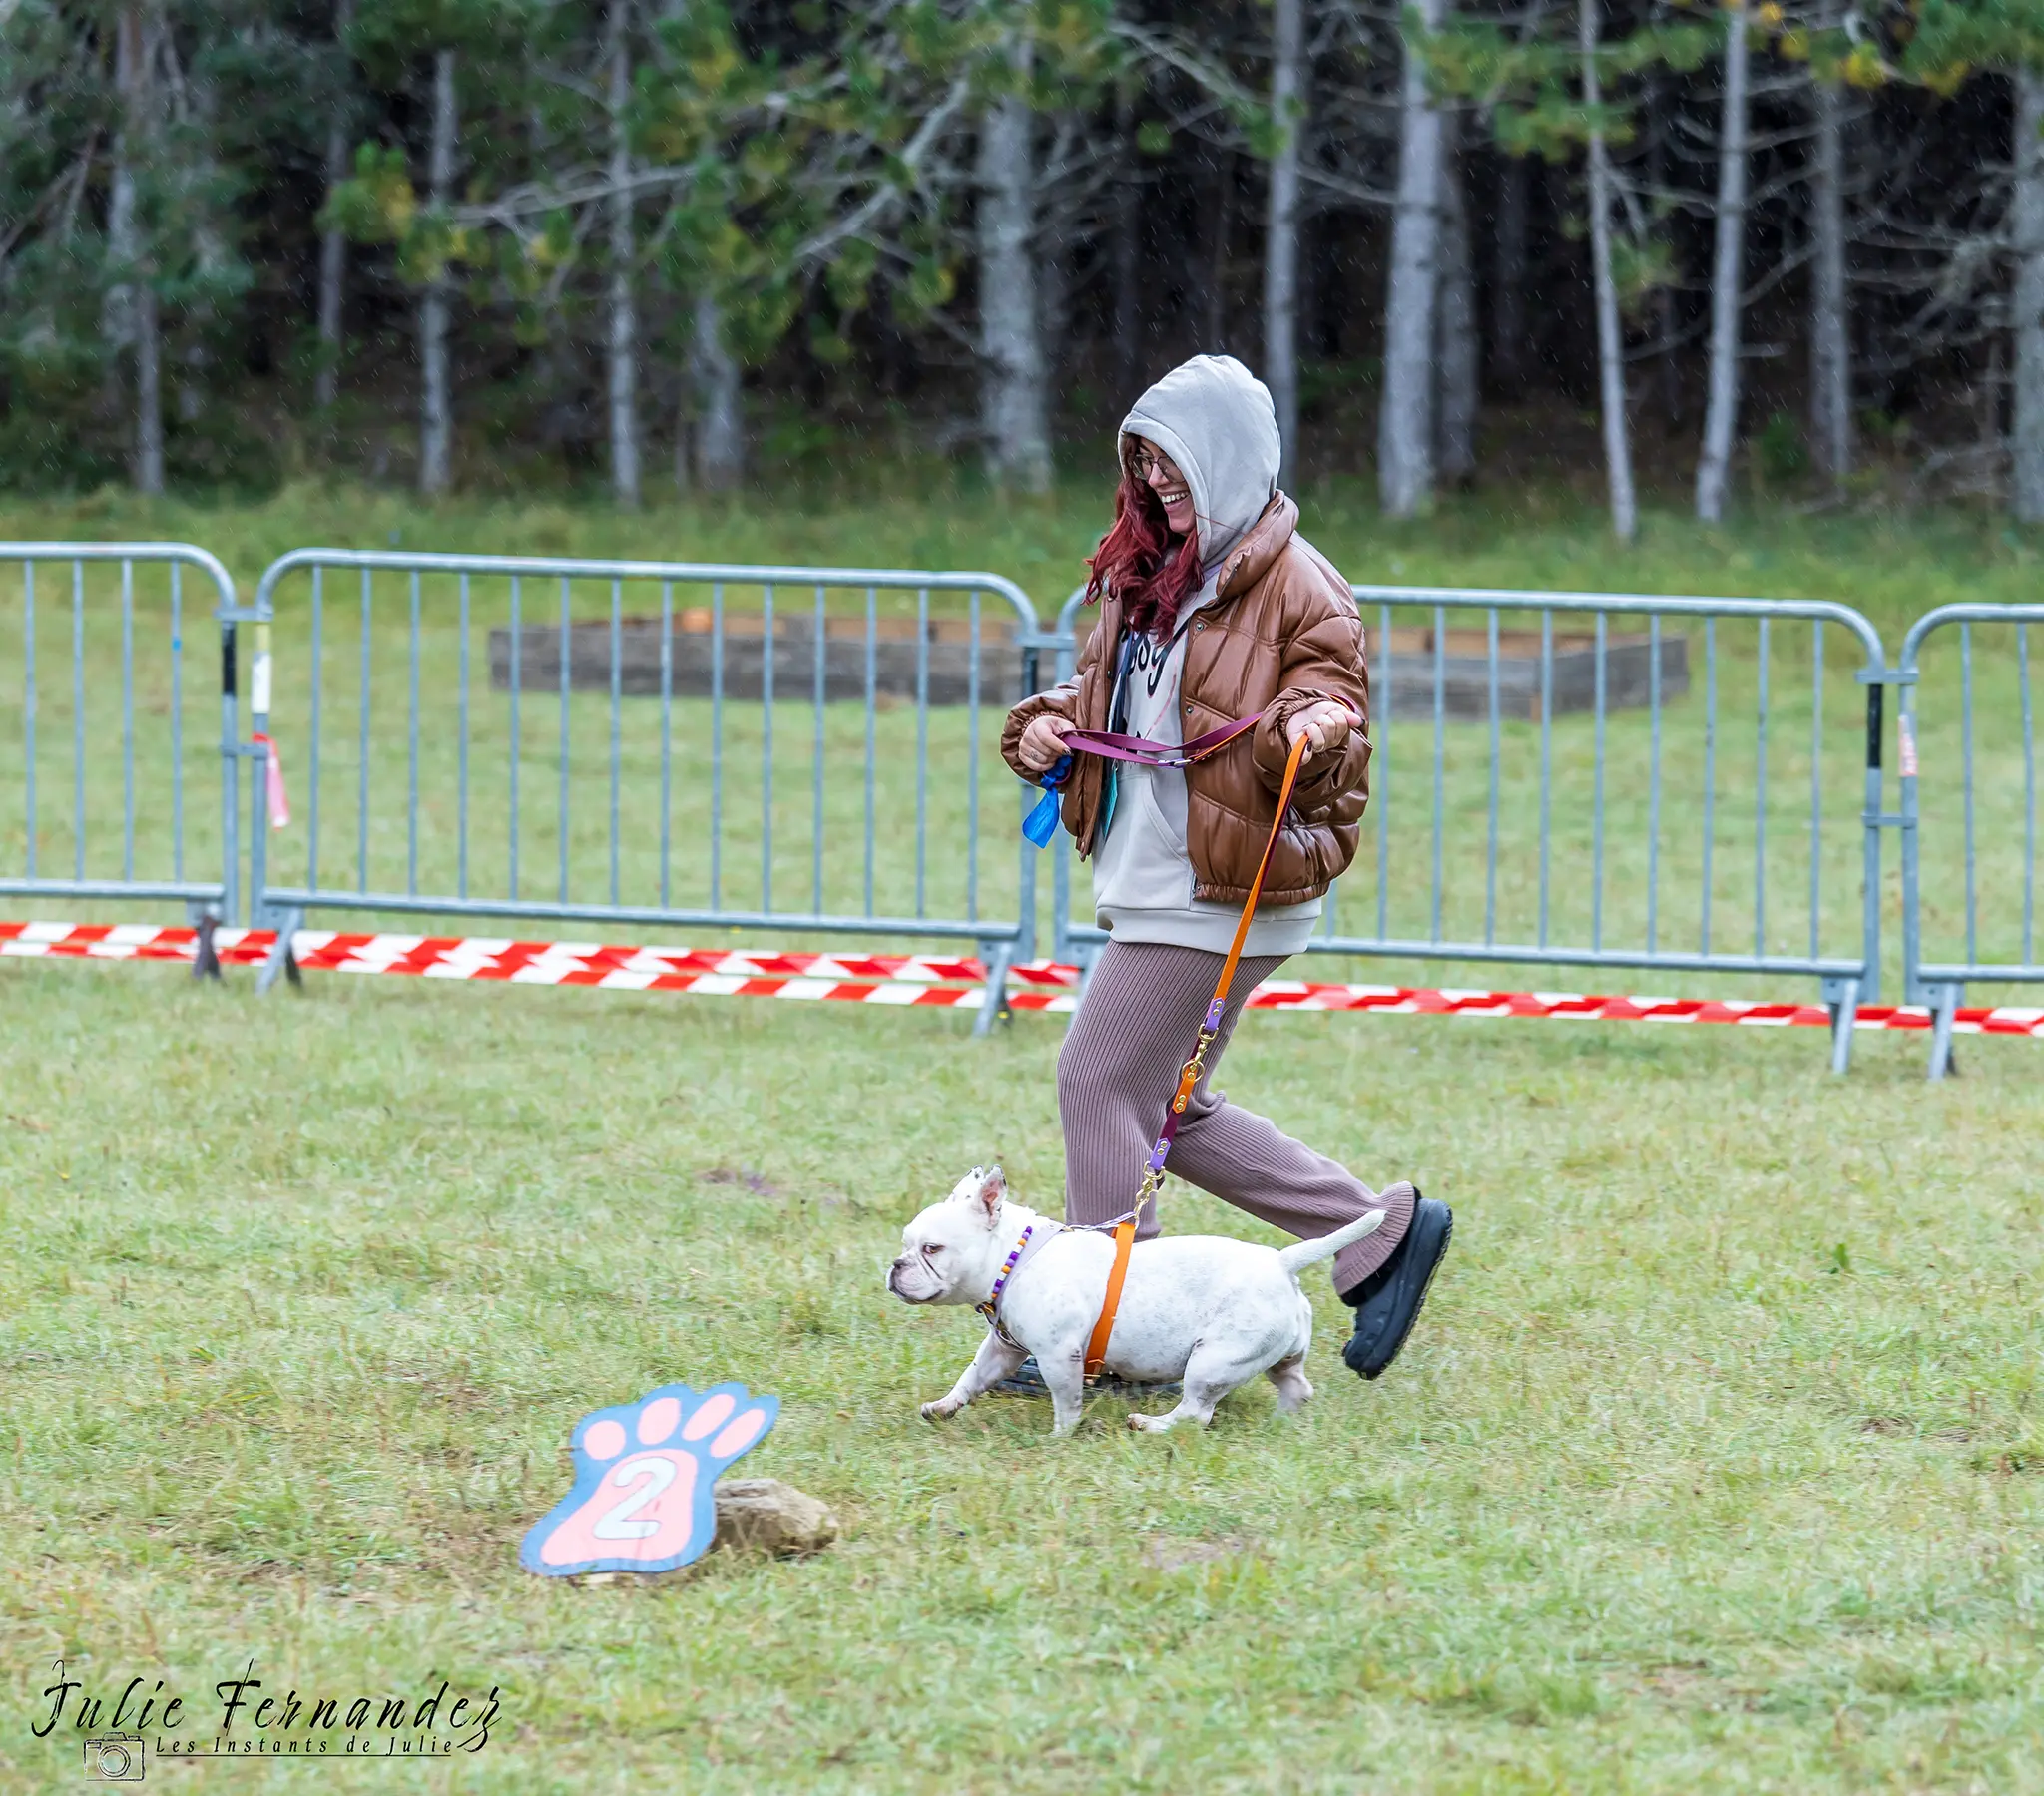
[989,1357,1182,1400]
[1097,1372,1182,1400]
[1340,1193,1451,1380]
[990,1358,1050,1397]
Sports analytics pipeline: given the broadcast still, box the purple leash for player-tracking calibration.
[1022,713,1265,845]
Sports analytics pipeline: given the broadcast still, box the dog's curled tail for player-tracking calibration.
[1277,1208,1386,1275]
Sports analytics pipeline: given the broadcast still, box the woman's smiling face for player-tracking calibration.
[1131,438,1195,538]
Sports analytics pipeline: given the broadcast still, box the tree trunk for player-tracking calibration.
[104,32,138,385]
[977,42,1051,493]
[1435,115,1477,483]
[1981,334,2005,464]
[1492,151,1527,397]
[605,0,641,506]
[109,5,163,493]
[1113,80,1141,400]
[128,7,162,495]
[1808,72,1850,488]
[693,289,743,490]
[1695,4,1749,523]
[1377,0,1445,517]
[1264,0,1304,488]
[672,374,692,493]
[671,294,692,493]
[2011,72,2044,520]
[135,278,163,494]
[417,48,457,496]
[1582,0,1637,542]
[316,0,353,415]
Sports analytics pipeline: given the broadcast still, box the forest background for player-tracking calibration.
[4,0,2044,537]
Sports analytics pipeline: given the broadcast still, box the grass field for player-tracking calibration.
[2,956,2041,1793]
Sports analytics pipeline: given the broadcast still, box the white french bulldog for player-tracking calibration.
[886,1165,1384,1435]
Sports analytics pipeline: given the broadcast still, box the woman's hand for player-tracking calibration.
[1017,713,1077,774]
[1282,699,1355,763]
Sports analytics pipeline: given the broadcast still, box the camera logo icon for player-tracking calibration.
[83,1734,146,1781]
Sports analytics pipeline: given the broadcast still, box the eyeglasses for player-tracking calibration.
[1127,445,1178,483]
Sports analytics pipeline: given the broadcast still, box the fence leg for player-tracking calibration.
[1927,983,1961,1081]
[256,905,303,996]
[187,902,223,983]
[973,943,1013,1038]
[1823,975,1860,1076]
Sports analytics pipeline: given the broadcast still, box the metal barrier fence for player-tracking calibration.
[2,543,243,926]
[14,535,2044,1081]
[246,550,1045,1030]
[1049,583,1889,1073]
[1898,603,2044,1078]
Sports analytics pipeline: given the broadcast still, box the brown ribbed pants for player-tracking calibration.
[1057,939,1414,1298]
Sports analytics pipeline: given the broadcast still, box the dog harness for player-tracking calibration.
[975,1221,1037,1349]
[975,1218,1069,1350]
[1030,716,1325,1383]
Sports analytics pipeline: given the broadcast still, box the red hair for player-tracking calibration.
[1084,459,1202,638]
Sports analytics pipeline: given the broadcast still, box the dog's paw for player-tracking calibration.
[523,1384,774,1574]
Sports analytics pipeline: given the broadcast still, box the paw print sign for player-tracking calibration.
[520,1382,777,1577]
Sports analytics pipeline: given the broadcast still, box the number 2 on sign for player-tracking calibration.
[592,1454,678,1541]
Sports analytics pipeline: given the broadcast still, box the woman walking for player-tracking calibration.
[1003,354,1450,1380]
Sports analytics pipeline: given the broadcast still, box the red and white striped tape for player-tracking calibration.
[5,920,2042,1039]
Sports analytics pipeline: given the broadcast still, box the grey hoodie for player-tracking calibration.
[1119,354,1283,576]
[1093,355,1322,956]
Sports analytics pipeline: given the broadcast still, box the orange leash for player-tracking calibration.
[1082,732,1314,1381]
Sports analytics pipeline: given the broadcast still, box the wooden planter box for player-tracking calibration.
[1371,627,1690,722]
[489,610,1023,708]
[489,613,1686,722]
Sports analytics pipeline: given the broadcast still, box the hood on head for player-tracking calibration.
[1118,354,1282,572]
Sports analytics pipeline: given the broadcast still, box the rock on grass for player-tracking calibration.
[714,1479,840,1557]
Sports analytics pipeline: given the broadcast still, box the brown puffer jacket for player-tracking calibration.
[1001,493,1371,905]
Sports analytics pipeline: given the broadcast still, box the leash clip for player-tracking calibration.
[1170,1024,1219,1115]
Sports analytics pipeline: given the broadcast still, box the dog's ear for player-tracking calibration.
[973,1165,1006,1226]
